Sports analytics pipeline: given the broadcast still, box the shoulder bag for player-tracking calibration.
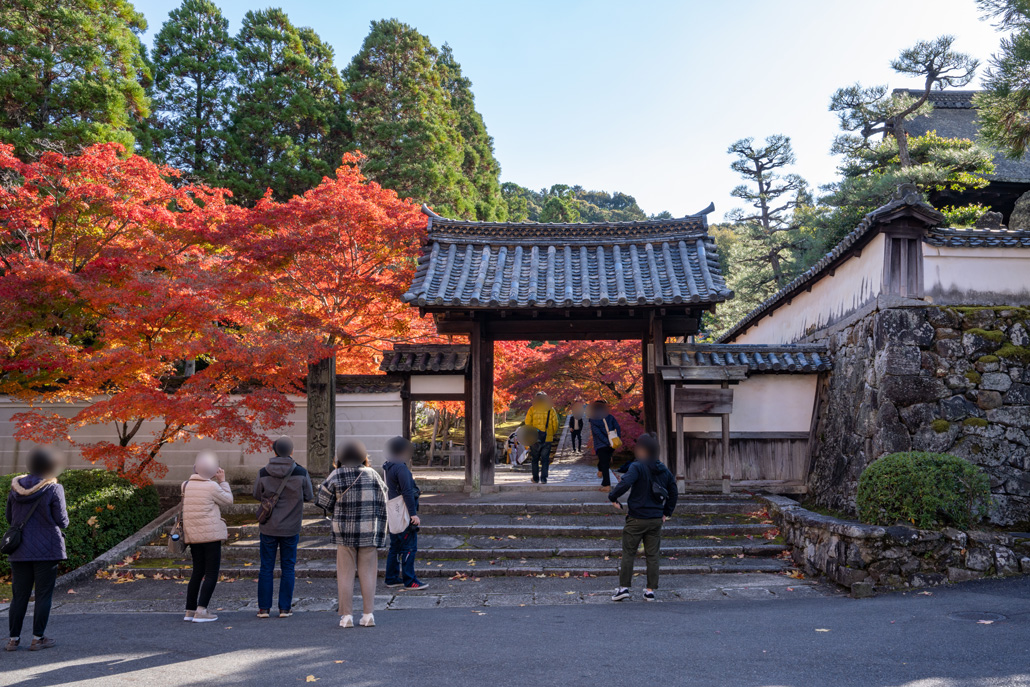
[0,488,46,555]
[602,416,623,450]
[167,481,188,555]
[255,461,295,525]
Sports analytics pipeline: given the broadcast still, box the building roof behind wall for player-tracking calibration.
[718,186,943,343]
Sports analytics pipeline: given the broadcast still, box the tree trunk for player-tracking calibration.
[893,119,912,168]
[306,356,336,476]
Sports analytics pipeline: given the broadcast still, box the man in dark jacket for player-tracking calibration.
[382,436,428,590]
[607,434,678,601]
[588,400,621,490]
[252,436,313,618]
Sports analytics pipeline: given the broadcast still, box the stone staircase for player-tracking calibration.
[129,492,792,580]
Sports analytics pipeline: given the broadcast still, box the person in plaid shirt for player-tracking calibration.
[315,440,388,629]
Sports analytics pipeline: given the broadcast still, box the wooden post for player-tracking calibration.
[479,327,496,491]
[642,330,657,434]
[652,316,669,463]
[306,356,336,477]
[721,379,731,494]
[401,377,412,441]
[468,320,483,494]
[674,384,685,494]
[463,373,473,483]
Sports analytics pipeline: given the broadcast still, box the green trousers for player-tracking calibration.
[619,517,663,589]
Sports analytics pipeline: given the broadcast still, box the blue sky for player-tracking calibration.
[132,0,1003,219]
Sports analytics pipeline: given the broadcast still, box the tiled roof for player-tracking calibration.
[925,227,1030,248]
[403,205,732,309]
[379,344,470,374]
[666,343,832,374]
[719,186,943,343]
[895,88,1030,184]
[334,375,404,394]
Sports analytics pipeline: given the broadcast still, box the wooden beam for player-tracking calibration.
[467,320,483,493]
[479,329,496,490]
[653,317,670,467]
[658,366,748,382]
[434,316,698,339]
[401,377,411,440]
[408,393,466,402]
[672,388,734,415]
[721,380,731,494]
[643,331,657,434]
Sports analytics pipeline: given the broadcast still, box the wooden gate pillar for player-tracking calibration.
[468,320,496,494]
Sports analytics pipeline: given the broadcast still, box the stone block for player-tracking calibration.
[934,327,960,340]
[834,566,869,587]
[876,345,922,377]
[850,580,876,598]
[875,309,928,349]
[936,339,965,358]
[965,547,993,571]
[884,525,921,544]
[1021,557,1030,574]
[976,390,1004,410]
[909,572,947,588]
[928,308,960,329]
[879,375,949,407]
[960,308,997,330]
[899,402,937,431]
[1005,427,1030,446]
[1012,323,1029,347]
[941,527,968,547]
[987,405,1030,428]
[1004,383,1030,406]
[940,395,977,421]
[947,567,984,583]
[911,426,957,453]
[981,372,1014,392]
[963,332,997,358]
[995,546,1022,575]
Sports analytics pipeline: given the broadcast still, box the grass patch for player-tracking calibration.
[963,417,989,427]
[977,355,1000,364]
[965,370,982,384]
[997,343,1030,364]
[931,419,951,433]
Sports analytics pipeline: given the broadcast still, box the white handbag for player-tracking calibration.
[386,494,411,534]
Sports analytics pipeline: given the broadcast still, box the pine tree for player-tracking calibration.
[975,1,1030,156]
[713,136,811,333]
[438,44,506,220]
[344,20,470,217]
[149,0,237,179]
[0,0,150,157]
[222,8,349,203]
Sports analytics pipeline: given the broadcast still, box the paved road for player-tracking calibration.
[3,577,1029,686]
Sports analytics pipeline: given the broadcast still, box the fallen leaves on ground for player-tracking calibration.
[306,676,320,683]
[815,628,831,632]
[66,589,77,594]
[783,570,805,579]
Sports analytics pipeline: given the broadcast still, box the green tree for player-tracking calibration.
[975,1,1030,156]
[149,0,237,178]
[344,19,469,216]
[438,44,506,220]
[222,8,349,203]
[538,185,581,222]
[712,135,811,333]
[0,0,150,157]
[829,36,978,168]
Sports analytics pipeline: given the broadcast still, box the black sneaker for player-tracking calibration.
[643,590,656,602]
[531,478,539,484]
[612,587,631,601]
[541,479,548,484]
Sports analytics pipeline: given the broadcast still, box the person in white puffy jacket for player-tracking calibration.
[181,452,233,623]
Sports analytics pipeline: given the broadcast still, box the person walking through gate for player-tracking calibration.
[566,400,585,453]
[252,436,313,619]
[588,400,622,491]
[382,436,429,590]
[608,433,678,602]
[316,440,388,628]
[5,448,68,652]
[524,392,560,484]
[182,452,234,623]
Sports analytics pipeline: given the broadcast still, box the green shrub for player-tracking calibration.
[857,452,990,529]
[0,469,160,577]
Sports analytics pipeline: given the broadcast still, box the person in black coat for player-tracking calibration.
[607,434,678,602]
[382,436,427,590]
[5,448,68,651]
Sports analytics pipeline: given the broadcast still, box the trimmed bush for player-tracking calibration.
[857,452,990,529]
[0,469,160,577]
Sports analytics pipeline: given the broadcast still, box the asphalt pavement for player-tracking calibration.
[3,576,1029,687]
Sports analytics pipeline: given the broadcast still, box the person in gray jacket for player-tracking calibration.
[252,437,313,618]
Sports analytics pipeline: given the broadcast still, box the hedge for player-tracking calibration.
[856,452,991,529]
[0,469,161,577]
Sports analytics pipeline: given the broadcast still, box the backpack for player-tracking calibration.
[255,461,295,525]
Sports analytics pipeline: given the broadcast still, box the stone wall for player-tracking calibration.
[764,496,1030,592]
[808,304,1030,526]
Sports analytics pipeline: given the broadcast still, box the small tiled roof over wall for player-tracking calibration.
[379,344,470,374]
[666,344,832,374]
[403,206,732,310]
[925,227,1030,248]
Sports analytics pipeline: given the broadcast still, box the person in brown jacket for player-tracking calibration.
[182,452,233,623]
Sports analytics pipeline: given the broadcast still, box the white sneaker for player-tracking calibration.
[611,587,631,601]
[192,608,218,623]
[359,613,375,627]
[183,610,195,622]
[339,615,354,628]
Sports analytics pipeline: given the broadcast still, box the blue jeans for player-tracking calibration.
[385,528,420,586]
[258,533,299,611]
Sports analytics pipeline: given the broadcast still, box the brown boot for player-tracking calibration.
[5,638,19,652]
[29,637,56,651]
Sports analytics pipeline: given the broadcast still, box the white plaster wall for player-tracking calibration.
[923,244,1030,305]
[410,375,465,395]
[731,234,886,344]
[0,392,402,483]
[673,375,817,434]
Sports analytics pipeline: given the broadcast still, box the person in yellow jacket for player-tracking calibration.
[524,392,560,484]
